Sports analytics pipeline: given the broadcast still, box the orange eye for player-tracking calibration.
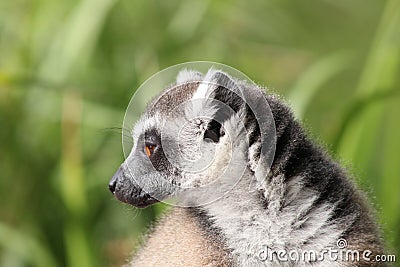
[145,145,155,157]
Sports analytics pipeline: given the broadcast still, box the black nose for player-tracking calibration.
[109,171,119,194]
[109,177,117,194]
[109,165,124,194]
[109,178,117,194]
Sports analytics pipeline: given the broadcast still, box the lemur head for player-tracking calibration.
[109,68,275,208]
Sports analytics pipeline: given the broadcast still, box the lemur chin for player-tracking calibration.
[109,68,386,266]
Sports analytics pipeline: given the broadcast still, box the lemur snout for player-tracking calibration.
[109,165,159,208]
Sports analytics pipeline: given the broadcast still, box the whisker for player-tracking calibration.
[101,127,132,139]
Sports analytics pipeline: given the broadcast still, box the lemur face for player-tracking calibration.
[109,69,275,208]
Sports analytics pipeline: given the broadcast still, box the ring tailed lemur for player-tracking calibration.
[109,68,386,266]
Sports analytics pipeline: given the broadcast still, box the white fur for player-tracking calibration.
[202,174,347,266]
[191,68,220,100]
[192,81,211,100]
[173,110,250,206]
[132,113,163,140]
[248,139,261,173]
[176,69,203,85]
[182,129,233,188]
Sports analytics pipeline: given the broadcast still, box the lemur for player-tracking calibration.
[109,68,386,266]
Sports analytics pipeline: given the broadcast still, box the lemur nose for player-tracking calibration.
[109,179,116,194]
[109,178,117,194]
[109,171,119,194]
[109,165,125,194]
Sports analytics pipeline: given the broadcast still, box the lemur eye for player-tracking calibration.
[145,145,156,158]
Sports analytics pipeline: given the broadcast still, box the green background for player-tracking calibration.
[0,0,399,266]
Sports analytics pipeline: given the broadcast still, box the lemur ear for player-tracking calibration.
[209,71,244,113]
[193,69,245,115]
[192,69,245,143]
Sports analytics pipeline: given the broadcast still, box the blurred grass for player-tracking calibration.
[336,0,400,251]
[0,0,399,266]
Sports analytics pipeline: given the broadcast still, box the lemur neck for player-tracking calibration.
[201,167,345,265]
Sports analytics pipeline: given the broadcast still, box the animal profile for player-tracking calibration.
[109,67,386,266]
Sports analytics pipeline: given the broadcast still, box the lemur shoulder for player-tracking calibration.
[109,68,386,266]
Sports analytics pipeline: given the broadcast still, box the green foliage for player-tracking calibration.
[0,0,399,266]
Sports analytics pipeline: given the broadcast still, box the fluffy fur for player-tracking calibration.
[110,68,386,266]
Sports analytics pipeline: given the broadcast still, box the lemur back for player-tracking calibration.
[109,68,386,266]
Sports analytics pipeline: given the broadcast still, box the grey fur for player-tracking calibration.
[109,68,386,266]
